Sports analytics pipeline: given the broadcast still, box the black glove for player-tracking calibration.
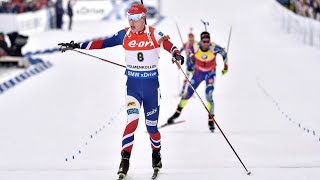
[173,53,184,65]
[58,40,80,53]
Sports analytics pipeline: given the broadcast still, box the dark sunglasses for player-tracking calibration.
[201,40,210,43]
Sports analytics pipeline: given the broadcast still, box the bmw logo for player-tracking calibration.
[201,54,208,59]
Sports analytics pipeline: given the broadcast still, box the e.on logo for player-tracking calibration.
[128,40,152,48]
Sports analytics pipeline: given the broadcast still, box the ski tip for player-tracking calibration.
[158,120,186,129]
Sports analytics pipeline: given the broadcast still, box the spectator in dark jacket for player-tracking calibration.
[313,0,320,20]
[55,0,64,29]
[0,3,4,13]
[278,0,290,7]
[67,0,75,31]
[0,2,9,13]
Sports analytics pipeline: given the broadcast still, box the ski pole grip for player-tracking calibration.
[172,58,182,69]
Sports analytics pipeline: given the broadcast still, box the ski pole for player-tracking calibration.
[72,49,126,68]
[173,59,251,176]
[140,0,147,25]
[175,22,185,94]
[175,22,184,46]
[226,26,232,64]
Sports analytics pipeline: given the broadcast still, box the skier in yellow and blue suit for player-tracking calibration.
[167,31,228,132]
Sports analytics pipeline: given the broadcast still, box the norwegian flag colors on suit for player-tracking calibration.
[80,25,180,152]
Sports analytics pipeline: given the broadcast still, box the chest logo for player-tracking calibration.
[128,40,152,48]
[201,54,208,59]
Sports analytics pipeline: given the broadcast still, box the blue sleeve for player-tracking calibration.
[80,29,126,49]
[101,29,126,48]
[214,44,227,60]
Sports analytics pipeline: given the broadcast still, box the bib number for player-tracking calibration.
[137,52,144,62]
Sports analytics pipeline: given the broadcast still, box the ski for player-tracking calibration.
[151,168,160,179]
[118,173,125,180]
[158,120,186,129]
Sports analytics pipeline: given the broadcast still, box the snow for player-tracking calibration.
[1,0,320,179]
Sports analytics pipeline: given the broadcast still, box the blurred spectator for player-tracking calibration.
[35,0,49,9]
[277,0,320,21]
[288,0,296,11]
[67,0,75,31]
[0,1,10,13]
[0,0,50,14]
[278,0,290,7]
[24,1,37,12]
[47,0,55,29]
[0,3,4,13]
[55,0,64,29]
[313,0,320,20]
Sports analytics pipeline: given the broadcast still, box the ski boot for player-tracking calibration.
[152,149,162,169]
[117,150,131,179]
[151,149,162,179]
[167,106,183,124]
[208,115,215,133]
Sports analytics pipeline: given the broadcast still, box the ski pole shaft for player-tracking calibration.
[140,0,147,25]
[175,22,185,93]
[226,26,232,64]
[173,60,251,175]
[73,49,126,68]
[175,22,184,46]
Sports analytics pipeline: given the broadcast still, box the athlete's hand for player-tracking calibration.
[222,64,228,75]
[173,53,184,65]
[58,40,80,53]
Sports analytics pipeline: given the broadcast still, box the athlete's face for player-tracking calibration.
[128,17,146,33]
[201,38,211,51]
[188,38,194,44]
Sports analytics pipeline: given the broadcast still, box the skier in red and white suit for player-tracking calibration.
[58,4,184,177]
